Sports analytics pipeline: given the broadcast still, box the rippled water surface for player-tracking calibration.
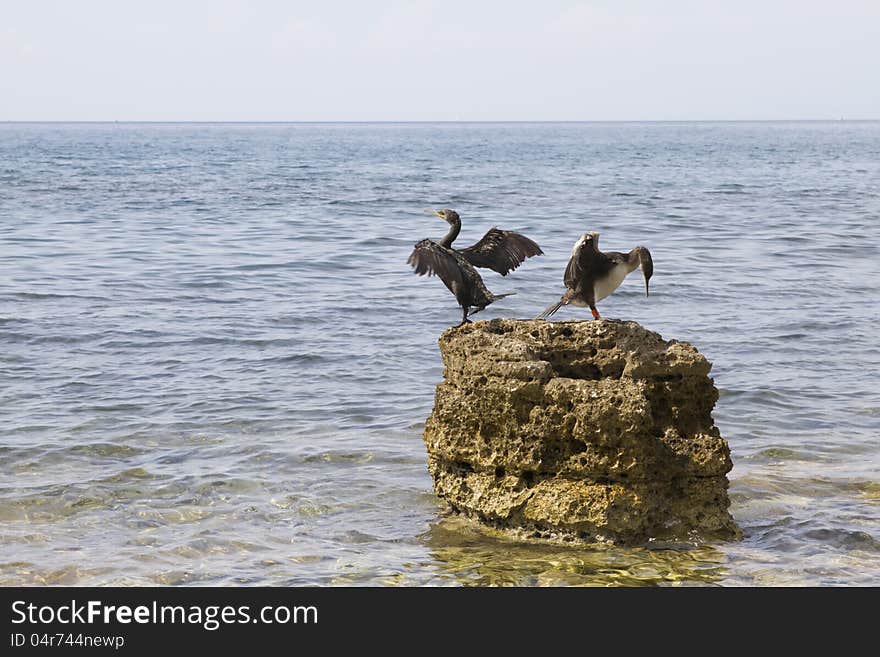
[1,122,878,585]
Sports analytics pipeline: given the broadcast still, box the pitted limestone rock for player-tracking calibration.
[423,318,739,544]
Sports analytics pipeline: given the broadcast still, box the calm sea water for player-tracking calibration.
[1,122,878,586]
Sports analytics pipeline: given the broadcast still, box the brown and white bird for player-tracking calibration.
[538,232,653,320]
[408,209,543,326]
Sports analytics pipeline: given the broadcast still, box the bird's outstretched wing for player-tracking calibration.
[603,251,628,266]
[459,228,543,276]
[407,239,464,289]
[563,237,592,289]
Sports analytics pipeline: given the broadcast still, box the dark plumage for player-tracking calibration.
[408,209,543,326]
[538,231,653,320]
[457,227,544,276]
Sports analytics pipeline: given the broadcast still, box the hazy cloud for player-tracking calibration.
[0,0,877,120]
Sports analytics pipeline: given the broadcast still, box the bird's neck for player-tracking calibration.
[626,248,643,273]
[438,220,461,248]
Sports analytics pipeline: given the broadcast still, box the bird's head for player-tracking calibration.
[427,208,461,225]
[636,246,653,297]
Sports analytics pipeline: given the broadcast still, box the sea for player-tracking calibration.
[1,121,878,586]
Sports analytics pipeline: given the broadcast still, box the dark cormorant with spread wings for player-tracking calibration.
[538,231,653,320]
[407,209,543,326]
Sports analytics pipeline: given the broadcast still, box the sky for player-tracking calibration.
[1,0,878,121]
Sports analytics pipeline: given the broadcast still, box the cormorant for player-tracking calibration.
[407,209,543,326]
[538,231,653,320]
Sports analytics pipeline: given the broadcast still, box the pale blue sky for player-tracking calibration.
[1,0,877,121]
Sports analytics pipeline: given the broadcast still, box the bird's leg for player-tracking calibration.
[456,305,471,327]
[590,305,601,320]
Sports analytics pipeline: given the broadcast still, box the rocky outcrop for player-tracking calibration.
[423,318,739,544]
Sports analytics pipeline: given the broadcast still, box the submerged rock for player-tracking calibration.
[423,318,740,544]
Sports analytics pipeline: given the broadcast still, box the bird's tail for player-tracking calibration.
[490,292,516,302]
[537,297,566,319]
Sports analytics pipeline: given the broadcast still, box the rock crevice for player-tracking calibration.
[423,318,740,544]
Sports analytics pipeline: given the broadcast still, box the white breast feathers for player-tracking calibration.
[593,262,630,301]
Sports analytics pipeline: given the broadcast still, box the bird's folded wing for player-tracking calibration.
[459,228,543,276]
[407,239,464,287]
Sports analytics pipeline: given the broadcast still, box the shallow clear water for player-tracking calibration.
[1,122,878,586]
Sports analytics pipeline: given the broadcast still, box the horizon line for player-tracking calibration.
[2,118,878,125]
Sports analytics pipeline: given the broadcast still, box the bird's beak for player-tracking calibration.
[430,209,445,219]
